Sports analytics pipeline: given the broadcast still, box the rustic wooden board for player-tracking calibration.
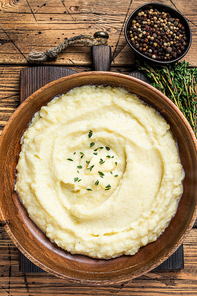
[0,0,196,66]
[17,65,184,274]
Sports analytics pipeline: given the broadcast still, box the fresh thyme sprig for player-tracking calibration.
[136,60,197,137]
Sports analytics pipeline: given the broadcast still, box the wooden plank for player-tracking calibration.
[0,226,197,295]
[0,0,196,66]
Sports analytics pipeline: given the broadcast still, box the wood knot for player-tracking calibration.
[0,0,19,9]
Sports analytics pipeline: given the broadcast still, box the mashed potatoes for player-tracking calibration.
[15,85,184,259]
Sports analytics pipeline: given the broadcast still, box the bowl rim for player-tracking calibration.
[0,71,197,284]
[124,2,192,65]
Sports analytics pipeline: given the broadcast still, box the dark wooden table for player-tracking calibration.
[0,0,197,295]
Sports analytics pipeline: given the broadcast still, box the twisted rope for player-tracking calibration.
[28,34,108,63]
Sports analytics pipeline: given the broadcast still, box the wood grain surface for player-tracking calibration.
[0,0,197,294]
[0,0,196,66]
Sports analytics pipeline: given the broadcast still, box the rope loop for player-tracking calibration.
[28,32,109,63]
[45,49,58,60]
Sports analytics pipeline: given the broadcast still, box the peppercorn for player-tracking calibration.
[166,47,172,53]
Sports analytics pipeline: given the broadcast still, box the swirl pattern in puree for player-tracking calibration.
[15,85,184,259]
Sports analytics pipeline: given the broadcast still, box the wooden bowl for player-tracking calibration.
[0,72,197,284]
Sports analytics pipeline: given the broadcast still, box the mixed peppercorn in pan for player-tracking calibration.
[128,7,188,61]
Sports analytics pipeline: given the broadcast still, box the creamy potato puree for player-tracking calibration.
[15,85,184,259]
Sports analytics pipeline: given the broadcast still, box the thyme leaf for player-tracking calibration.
[105,184,111,190]
[99,158,105,164]
[95,180,99,186]
[87,165,94,171]
[88,130,93,138]
[98,171,104,178]
[80,152,84,159]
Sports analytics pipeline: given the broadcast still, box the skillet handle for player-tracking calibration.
[91,32,111,71]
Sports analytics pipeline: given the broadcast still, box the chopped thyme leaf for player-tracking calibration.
[87,165,94,171]
[99,147,104,149]
[111,156,114,158]
[95,180,99,186]
[80,152,84,158]
[67,158,73,161]
[94,148,98,151]
[86,188,92,191]
[77,171,79,173]
[105,184,111,190]
[115,162,117,166]
[106,155,111,158]
[73,152,76,155]
[98,171,104,178]
[86,160,90,164]
[80,152,84,155]
[74,177,79,182]
[90,142,95,147]
[106,146,110,151]
[99,158,105,164]
[78,179,82,182]
[110,171,113,174]
[77,165,82,169]
[93,152,98,155]
[88,130,93,138]
[114,175,118,177]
